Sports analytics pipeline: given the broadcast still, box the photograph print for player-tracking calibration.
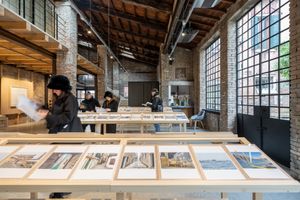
[121,152,154,169]
[39,153,81,169]
[160,152,194,169]
[196,153,236,170]
[232,151,276,169]
[0,152,45,168]
[81,153,117,169]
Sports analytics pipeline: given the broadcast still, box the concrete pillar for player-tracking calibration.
[97,45,108,101]
[55,1,78,94]
[290,0,300,180]
[112,61,120,97]
[219,20,237,132]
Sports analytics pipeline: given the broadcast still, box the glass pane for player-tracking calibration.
[270,107,279,119]
[261,95,269,106]
[270,95,278,106]
[279,55,289,69]
[280,95,289,107]
[280,82,289,94]
[280,108,289,120]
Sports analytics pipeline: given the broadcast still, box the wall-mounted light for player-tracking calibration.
[110,55,114,59]
[87,30,92,34]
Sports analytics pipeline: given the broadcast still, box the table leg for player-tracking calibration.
[183,123,187,132]
[116,192,125,200]
[179,124,182,132]
[104,124,107,134]
[95,124,101,134]
[126,192,133,200]
[141,125,144,134]
[221,192,229,200]
[30,192,38,200]
[252,193,263,200]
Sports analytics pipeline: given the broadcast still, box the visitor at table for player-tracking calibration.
[102,91,119,133]
[143,88,163,132]
[38,75,82,198]
[80,92,100,132]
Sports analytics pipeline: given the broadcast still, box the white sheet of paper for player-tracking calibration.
[0,146,19,161]
[193,146,245,180]
[159,145,200,180]
[16,96,43,121]
[226,145,290,179]
[71,145,121,180]
[0,145,53,179]
[29,146,87,179]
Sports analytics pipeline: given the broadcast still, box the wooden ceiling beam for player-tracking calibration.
[87,5,167,32]
[122,0,172,13]
[116,48,158,62]
[119,55,157,66]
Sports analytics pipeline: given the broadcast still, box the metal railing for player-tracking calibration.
[1,0,66,41]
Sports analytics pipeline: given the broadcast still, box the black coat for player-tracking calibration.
[102,99,119,133]
[46,92,83,134]
[81,98,100,112]
[150,95,163,112]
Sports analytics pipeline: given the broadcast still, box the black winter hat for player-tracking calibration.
[104,91,113,98]
[47,75,72,92]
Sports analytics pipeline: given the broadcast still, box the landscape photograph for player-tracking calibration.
[232,151,276,169]
[121,152,154,169]
[196,153,236,170]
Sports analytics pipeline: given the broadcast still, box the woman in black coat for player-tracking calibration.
[39,75,82,198]
[39,75,82,134]
[102,91,118,133]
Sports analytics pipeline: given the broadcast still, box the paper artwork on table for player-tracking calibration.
[109,114,120,120]
[176,114,188,120]
[193,146,245,180]
[159,145,200,179]
[131,114,142,120]
[29,146,86,179]
[97,115,108,120]
[117,145,156,179]
[164,115,176,120]
[71,145,121,180]
[0,146,19,162]
[226,145,290,179]
[0,145,53,178]
[153,115,164,120]
[120,115,131,120]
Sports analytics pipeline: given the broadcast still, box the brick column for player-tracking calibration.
[55,1,77,94]
[192,47,201,113]
[159,46,170,106]
[219,19,237,132]
[290,0,300,180]
[97,45,108,101]
[112,61,120,97]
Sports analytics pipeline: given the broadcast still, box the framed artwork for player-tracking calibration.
[10,87,28,107]
[0,145,53,179]
[29,146,86,179]
[226,145,290,179]
[193,146,245,180]
[175,68,187,79]
[159,145,200,179]
[117,145,156,179]
[71,145,121,180]
[0,146,19,162]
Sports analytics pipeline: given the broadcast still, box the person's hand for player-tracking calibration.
[38,109,49,119]
[105,108,111,112]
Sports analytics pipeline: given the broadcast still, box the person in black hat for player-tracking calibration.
[38,75,82,198]
[102,91,119,133]
[80,92,100,132]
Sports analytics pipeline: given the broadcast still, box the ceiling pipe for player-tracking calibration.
[70,0,128,73]
[164,0,221,56]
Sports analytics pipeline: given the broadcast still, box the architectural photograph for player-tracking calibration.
[0,0,300,199]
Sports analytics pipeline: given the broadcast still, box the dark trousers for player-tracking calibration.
[82,124,96,132]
